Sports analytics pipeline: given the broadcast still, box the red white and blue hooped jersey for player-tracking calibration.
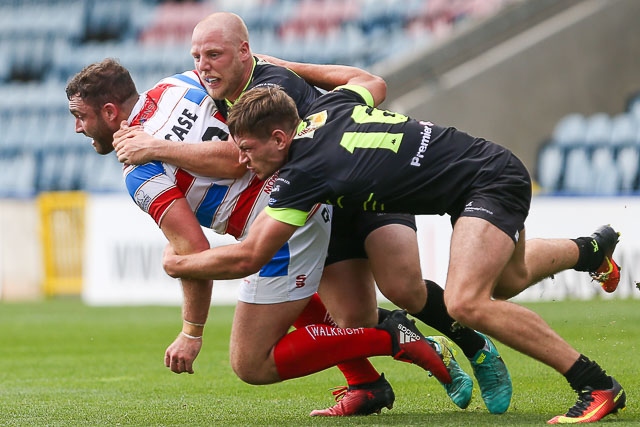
[124,71,268,240]
[123,71,331,302]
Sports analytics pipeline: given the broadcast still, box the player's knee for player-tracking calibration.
[444,293,486,328]
[379,279,425,313]
[230,359,265,385]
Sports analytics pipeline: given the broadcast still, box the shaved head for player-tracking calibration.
[190,12,253,102]
[193,12,249,47]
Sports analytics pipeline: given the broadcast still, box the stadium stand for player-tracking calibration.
[536,93,640,195]
[0,0,518,197]
[2,0,638,197]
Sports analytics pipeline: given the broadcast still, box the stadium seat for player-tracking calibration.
[0,151,37,197]
[617,145,640,192]
[8,36,52,82]
[36,151,62,192]
[358,0,401,34]
[139,1,213,45]
[552,113,587,146]
[590,147,619,195]
[57,150,86,191]
[609,113,637,146]
[0,44,10,83]
[267,0,298,29]
[81,152,127,193]
[249,27,281,58]
[286,0,352,33]
[536,144,565,193]
[582,113,612,146]
[562,147,591,194]
[334,23,369,65]
[1,114,24,150]
[85,0,132,42]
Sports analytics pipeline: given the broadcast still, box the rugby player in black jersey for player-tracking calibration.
[163,72,625,424]
[70,58,456,418]
[113,12,515,416]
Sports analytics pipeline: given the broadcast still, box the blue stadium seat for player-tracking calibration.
[617,145,640,192]
[609,113,637,146]
[81,152,127,193]
[0,44,10,83]
[590,147,619,195]
[562,147,591,194]
[249,28,282,58]
[1,114,23,150]
[582,113,612,146]
[334,23,368,65]
[536,144,565,192]
[0,151,37,197]
[37,151,63,192]
[21,112,49,149]
[85,0,131,41]
[552,113,587,146]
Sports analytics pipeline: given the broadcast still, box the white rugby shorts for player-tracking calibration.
[238,205,332,304]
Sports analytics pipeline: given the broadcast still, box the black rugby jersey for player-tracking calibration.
[215,57,323,119]
[266,85,515,226]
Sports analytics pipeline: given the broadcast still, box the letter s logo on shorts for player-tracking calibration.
[295,274,307,288]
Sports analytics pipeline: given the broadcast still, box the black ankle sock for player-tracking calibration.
[409,280,485,358]
[564,354,612,391]
[571,237,603,272]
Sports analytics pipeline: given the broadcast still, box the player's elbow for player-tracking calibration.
[228,162,249,178]
[231,246,271,277]
[370,75,387,106]
[163,258,183,279]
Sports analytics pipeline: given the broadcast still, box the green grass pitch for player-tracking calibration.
[0,298,638,426]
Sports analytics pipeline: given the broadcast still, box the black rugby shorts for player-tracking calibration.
[325,210,417,266]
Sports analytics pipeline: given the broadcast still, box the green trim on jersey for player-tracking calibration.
[264,206,309,226]
[350,105,408,124]
[334,85,374,106]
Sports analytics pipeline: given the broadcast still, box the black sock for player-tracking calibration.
[571,237,604,272]
[564,354,612,391]
[409,280,486,358]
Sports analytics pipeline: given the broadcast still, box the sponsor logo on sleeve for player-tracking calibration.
[410,121,434,167]
[297,110,328,138]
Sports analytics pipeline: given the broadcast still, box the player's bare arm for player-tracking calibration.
[256,54,387,106]
[113,121,246,178]
[163,210,298,280]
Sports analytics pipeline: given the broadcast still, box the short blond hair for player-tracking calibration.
[228,86,300,139]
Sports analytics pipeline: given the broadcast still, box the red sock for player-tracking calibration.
[293,293,337,328]
[273,323,392,381]
[294,293,382,385]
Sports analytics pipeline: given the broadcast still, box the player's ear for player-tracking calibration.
[239,41,251,60]
[272,128,289,149]
[102,103,119,122]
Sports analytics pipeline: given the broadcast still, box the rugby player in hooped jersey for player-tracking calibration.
[162,80,626,424]
[67,57,459,413]
[113,12,514,416]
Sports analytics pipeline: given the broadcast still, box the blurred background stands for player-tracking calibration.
[536,91,640,196]
[2,0,637,198]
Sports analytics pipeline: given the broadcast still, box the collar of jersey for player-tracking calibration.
[225,56,258,109]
